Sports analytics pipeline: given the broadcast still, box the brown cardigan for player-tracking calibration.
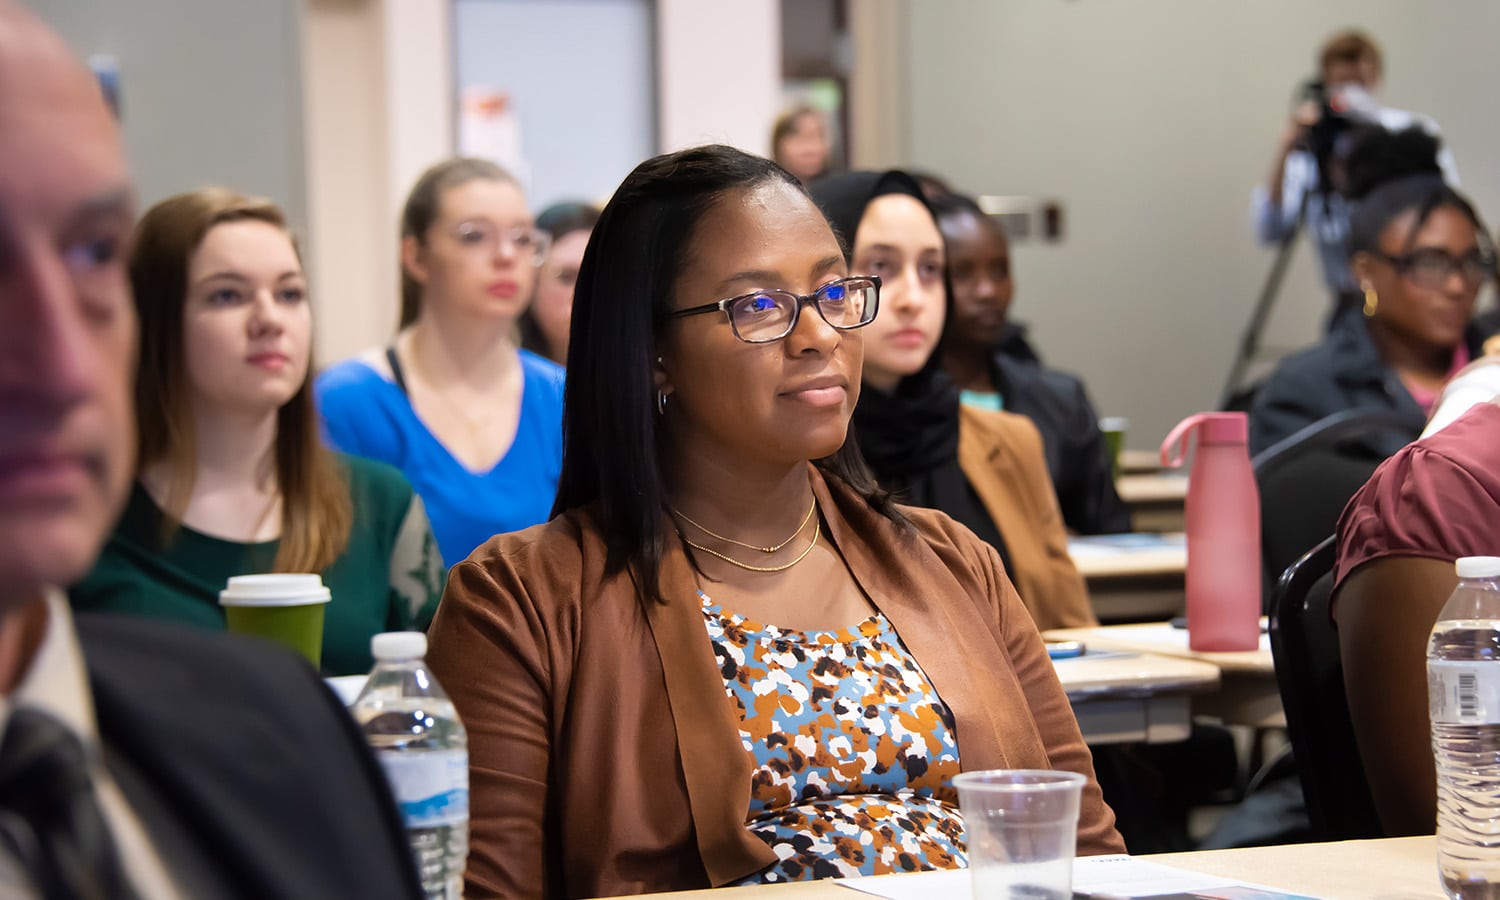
[957,405,1097,631]
[426,467,1123,899]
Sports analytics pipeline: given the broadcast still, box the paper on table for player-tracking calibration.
[1071,855,1314,897]
[1066,533,1186,559]
[836,868,968,898]
[835,855,1310,900]
[324,675,366,706]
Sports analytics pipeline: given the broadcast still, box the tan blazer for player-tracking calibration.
[427,466,1124,899]
[958,405,1097,631]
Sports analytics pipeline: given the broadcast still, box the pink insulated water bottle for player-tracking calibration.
[1159,412,1261,651]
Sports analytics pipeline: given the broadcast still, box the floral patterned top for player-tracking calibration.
[699,591,967,884]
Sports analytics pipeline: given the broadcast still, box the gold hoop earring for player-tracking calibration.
[1362,284,1379,318]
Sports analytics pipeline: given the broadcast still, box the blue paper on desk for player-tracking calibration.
[1069,533,1187,551]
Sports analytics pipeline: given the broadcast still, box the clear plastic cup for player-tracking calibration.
[954,769,1085,900]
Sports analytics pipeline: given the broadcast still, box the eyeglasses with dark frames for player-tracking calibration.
[1373,248,1496,290]
[660,275,881,344]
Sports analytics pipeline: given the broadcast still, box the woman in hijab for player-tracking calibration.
[809,171,1094,631]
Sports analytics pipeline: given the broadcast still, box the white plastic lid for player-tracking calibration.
[219,573,331,607]
[1456,557,1500,579]
[371,631,427,661]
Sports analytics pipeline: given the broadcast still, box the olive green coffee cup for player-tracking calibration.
[1099,416,1129,478]
[219,574,331,669]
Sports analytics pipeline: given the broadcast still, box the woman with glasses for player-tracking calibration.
[70,190,444,676]
[809,171,1095,632]
[425,145,1122,898]
[317,158,565,568]
[1248,127,1496,456]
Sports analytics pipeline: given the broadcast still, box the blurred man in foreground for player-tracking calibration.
[0,4,421,895]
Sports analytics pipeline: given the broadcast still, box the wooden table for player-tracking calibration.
[1118,448,1164,475]
[1067,534,1186,623]
[1146,835,1439,899]
[1115,472,1187,533]
[1053,650,1219,745]
[1043,621,1283,729]
[608,836,1441,898]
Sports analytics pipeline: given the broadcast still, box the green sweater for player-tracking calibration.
[69,454,445,675]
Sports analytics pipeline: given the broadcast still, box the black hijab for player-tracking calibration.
[807,171,1010,568]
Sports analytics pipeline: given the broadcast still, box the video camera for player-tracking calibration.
[1296,78,1382,172]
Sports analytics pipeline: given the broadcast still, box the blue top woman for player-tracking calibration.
[317,159,565,568]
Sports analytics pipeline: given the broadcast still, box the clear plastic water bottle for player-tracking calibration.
[351,632,468,900]
[1428,557,1500,899]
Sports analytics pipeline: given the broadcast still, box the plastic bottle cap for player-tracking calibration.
[1456,557,1500,579]
[371,631,427,660]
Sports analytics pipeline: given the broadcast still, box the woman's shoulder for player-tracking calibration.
[338,453,416,506]
[518,348,566,398]
[316,351,393,397]
[1355,403,1500,510]
[1266,337,1344,385]
[1336,403,1500,584]
[857,494,1000,581]
[956,405,1049,469]
[449,509,602,600]
[958,404,1044,442]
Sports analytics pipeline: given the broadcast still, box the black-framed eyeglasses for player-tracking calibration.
[660,275,881,344]
[1374,248,1496,290]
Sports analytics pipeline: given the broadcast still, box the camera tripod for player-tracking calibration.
[1219,136,1344,411]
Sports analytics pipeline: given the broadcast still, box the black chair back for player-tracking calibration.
[1252,408,1424,611]
[1268,535,1383,840]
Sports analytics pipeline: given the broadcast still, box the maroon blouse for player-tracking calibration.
[1333,402,1500,617]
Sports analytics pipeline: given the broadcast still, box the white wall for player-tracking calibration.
[902,0,1500,446]
[37,0,451,367]
[656,0,782,154]
[848,0,910,170]
[384,0,454,230]
[302,0,452,365]
[32,0,306,223]
[453,0,654,210]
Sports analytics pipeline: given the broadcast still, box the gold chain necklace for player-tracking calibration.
[398,336,509,441]
[679,520,820,573]
[669,500,817,553]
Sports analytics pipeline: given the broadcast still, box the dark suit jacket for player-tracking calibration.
[992,353,1132,535]
[75,613,423,899]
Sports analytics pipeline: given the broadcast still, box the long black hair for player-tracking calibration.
[554,144,899,602]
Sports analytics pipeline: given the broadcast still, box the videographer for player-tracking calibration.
[1251,30,1458,326]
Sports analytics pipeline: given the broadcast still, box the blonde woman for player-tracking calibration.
[317,159,565,568]
[70,189,443,675]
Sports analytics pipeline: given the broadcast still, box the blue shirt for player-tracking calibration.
[315,350,565,569]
